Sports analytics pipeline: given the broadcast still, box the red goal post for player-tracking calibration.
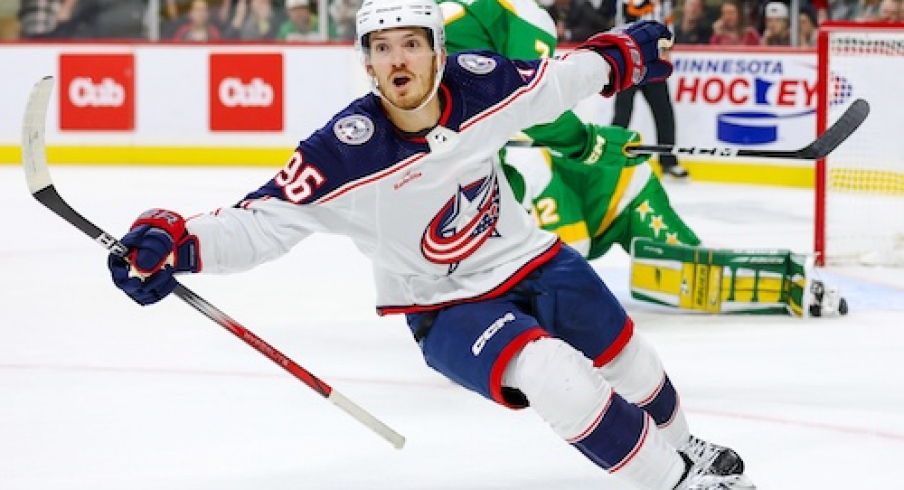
[815,22,904,267]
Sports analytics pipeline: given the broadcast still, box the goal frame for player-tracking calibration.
[815,22,904,266]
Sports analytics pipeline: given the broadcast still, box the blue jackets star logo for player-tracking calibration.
[421,170,502,272]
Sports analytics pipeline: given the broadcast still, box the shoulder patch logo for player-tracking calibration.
[334,114,374,145]
[457,54,497,75]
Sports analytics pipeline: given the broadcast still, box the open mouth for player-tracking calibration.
[392,75,412,89]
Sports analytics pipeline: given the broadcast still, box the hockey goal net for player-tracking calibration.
[815,22,904,266]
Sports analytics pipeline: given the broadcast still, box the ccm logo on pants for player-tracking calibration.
[472,312,516,356]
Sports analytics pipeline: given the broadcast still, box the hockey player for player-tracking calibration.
[107,0,754,488]
[439,0,846,318]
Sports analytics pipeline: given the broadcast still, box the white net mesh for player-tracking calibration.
[821,28,904,266]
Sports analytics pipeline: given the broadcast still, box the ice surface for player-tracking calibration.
[1,166,902,489]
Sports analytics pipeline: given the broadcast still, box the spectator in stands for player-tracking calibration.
[547,0,615,42]
[278,0,321,40]
[798,5,817,47]
[216,0,237,25]
[164,0,190,21]
[226,0,284,40]
[161,0,191,37]
[552,0,616,42]
[832,0,859,20]
[173,0,221,40]
[84,0,148,38]
[877,0,902,21]
[163,0,230,36]
[547,0,572,41]
[709,0,760,45]
[0,0,20,39]
[23,0,146,39]
[854,0,882,20]
[328,0,357,40]
[811,0,829,22]
[761,1,790,45]
[18,0,76,38]
[673,0,714,44]
[575,0,617,41]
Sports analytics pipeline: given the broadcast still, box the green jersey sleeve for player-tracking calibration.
[439,0,557,59]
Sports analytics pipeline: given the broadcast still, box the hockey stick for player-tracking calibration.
[21,76,405,450]
[507,98,871,160]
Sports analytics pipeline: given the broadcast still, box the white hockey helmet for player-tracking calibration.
[355,0,446,58]
[355,0,447,110]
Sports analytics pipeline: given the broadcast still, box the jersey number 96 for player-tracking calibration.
[276,151,326,203]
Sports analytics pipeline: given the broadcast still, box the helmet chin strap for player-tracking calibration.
[371,54,445,114]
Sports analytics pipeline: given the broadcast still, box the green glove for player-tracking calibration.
[574,124,650,168]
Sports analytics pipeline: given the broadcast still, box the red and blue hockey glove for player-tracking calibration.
[108,209,200,306]
[577,20,674,97]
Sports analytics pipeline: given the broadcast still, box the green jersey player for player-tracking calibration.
[438,0,846,318]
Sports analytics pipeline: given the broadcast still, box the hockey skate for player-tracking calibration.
[661,162,689,179]
[790,254,849,318]
[807,280,849,317]
[679,435,745,476]
[674,452,756,490]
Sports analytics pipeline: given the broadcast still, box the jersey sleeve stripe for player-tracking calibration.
[460,59,550,131]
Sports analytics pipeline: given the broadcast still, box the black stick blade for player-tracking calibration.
[799,98,871,160]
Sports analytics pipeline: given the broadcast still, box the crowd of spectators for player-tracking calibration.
[15,0,146,39]
[164,0,347,41]
[5,0,364,40]
[1,0,902,42]
[541,0,902,47]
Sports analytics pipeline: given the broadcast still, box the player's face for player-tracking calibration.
[366,28,438,110]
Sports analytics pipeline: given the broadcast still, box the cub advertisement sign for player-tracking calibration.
[209,53,283,131]
[59,53,135,131]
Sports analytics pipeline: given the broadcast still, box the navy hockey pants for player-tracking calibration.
[405,245,633,408]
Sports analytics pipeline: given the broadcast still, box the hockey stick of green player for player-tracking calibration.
[21,76,406,450]
[507,98,870,160]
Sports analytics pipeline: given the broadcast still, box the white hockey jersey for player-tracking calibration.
[186,50,611,315]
